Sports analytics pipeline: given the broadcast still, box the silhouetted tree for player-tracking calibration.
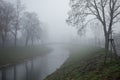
[67,0,120,62]
[0,0,15,47]
[21,12,42,46]
[12,0,24,46]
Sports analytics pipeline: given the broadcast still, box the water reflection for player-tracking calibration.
[40,45,69,80]
[0,45,69,80]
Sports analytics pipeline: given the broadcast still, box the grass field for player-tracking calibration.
[0,45,51,67]
[44,46,120,80]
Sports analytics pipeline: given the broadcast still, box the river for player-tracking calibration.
[0,45,69,80]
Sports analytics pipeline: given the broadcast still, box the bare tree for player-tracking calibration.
[21,12,42,46]
[0,0,15,47]
[12,0,24,46]
[67,0,120,62]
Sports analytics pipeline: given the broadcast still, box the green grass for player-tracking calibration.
[44,47,120,80]
[0,45,51,67]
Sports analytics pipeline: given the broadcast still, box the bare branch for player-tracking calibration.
[109,0,113,11]
[93,0,103,24]
[103,0,108,7]
[113,12,120,19]
[87,6,97,16]
[114,5,120,12]
[113,18,120,25]
[78,18,97,33]
[101,0,106,27]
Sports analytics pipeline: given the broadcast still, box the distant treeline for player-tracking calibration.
[0,0,47,47]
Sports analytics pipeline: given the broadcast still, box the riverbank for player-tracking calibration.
[44,46,120,80]
[0,45,51,68]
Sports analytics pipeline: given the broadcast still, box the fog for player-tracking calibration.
[23,0,80,42]
[1,0,120,80]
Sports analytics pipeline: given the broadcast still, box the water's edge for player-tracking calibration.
[0,45,69,80]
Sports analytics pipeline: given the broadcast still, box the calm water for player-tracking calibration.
[0,45,69,80]
[40,45,69,80]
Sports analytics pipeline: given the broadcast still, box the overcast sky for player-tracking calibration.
[22,0,79,42]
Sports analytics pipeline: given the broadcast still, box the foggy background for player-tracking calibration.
[22,0,84,42]
[1,0,120,80]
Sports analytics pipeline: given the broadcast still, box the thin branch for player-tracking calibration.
[93,0,103,24]
[113,18,120,25]
[114,5,120,12]
[109,0,112,10]
[78,18,97,32]
[101,0,106,27]
[88,6,97,16]
[85,18,97,26]
[113,12,120,19]
[103,0,108,7]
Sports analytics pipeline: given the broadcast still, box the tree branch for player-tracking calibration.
[113,17,120,25]
[93,0,104,24]
[113,12,120,19]
[114,5,120,12]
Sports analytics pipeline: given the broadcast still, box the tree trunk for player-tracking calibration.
[104,35,109,64]
[111,40,118,60]
[110,40,113,61]
[105,36,109,50]
[2,32,7,47]
[25,36,29,46]
[14,32,17,47]
[31,39,34,46]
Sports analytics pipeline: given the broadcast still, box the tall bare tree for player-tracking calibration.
[12,0,24,46]
[0,0,15,47]
[67,0,120,62]
[21,12,42,46]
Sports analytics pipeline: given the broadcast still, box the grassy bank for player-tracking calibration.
[44,46,120,80]
[0,45,51,67]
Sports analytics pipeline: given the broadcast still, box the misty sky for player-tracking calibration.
[23,0,79,42]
